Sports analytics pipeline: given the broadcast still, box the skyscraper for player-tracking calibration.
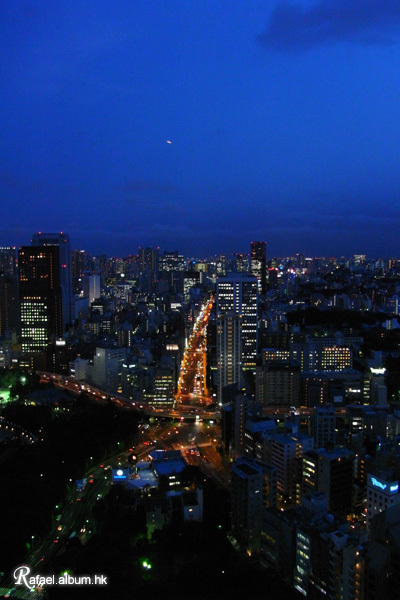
[0,246,17,278]
[217,274,258,369]
[231,457,264,554]
[217,311,241,405]
[0,273,19,336]
[139,247,159,292]
[31,232,72,330]
[250,241,267,295]
[231,456,277,554]
[18,246,62,365]
[72,249,87,289]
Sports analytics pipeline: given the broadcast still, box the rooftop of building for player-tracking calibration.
[245,418,277,433]
[232,459,261,478]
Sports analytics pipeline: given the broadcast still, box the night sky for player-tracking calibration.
[2,0,400,258]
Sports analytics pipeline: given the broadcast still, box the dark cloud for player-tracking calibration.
[257,0,400,52]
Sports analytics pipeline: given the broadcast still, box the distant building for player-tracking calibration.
[0,273,19,335]
[250,241,267,295]
[0,246,17,278]
[88,274,101,304]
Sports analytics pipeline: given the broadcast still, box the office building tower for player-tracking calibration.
[71,249,87,291]
[217,274,258,369]
[19,246,62,365]
[232,393,249,457]
[231,457,265,554]
[244,418,277,461]
[88,274,101,304]
[217,312,241,405]
[162,250,184,272]
[250,241,267,295]
[268,434,298,499]
[31,232,72,330]
[291,342,353,372]
[255,363,300,407]
[231,252,249,273]
[183,270,200,302]
[324,448,353,515]
[140,246,159,273]
[0,274,19,335]
[162,250,184,293]
[150,367,175,407]
[302,448,353,516]
[311,405,336,450]
[139,247,159,292]
[0,246,17,278]
[92,346,128,393]
[268,266,278,289]
[367,504,400,599]
[216,254,227,277]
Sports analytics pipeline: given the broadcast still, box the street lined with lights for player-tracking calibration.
[176,296,214,406]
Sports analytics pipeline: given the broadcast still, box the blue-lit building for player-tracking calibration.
[367,473,400,531]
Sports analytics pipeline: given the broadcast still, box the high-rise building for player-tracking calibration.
[311,405,336,450]
[92,346,127,393]
[268,434,298,498]
[217,274,258,369]
[161,251,184,293]
[302,448,354,516]
[72,249,87,289]
[0,273,19,335]
[31,232,72,330]
[217,311,241,405]
[139,247,159,292]
[231,457,265,554]
[150,367,175,407]
[162,250,184,272]
[0,246,17,278]
[231,252,249,273]
[88,274,101,304]
[250,241,267,295]
[18,246,63,364]
[255,363,300,407]
[216,254,227,277]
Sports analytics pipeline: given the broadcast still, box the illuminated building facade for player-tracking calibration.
[18,246,63,361]
[250,241,267,295]
[217,274,258,369]
[217,311,241,405]
[31,232,72,330]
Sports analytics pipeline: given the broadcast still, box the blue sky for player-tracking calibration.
[1,0,400,258]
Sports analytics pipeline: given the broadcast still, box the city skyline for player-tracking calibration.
[1,236,398,263]
[2,1,400,257]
